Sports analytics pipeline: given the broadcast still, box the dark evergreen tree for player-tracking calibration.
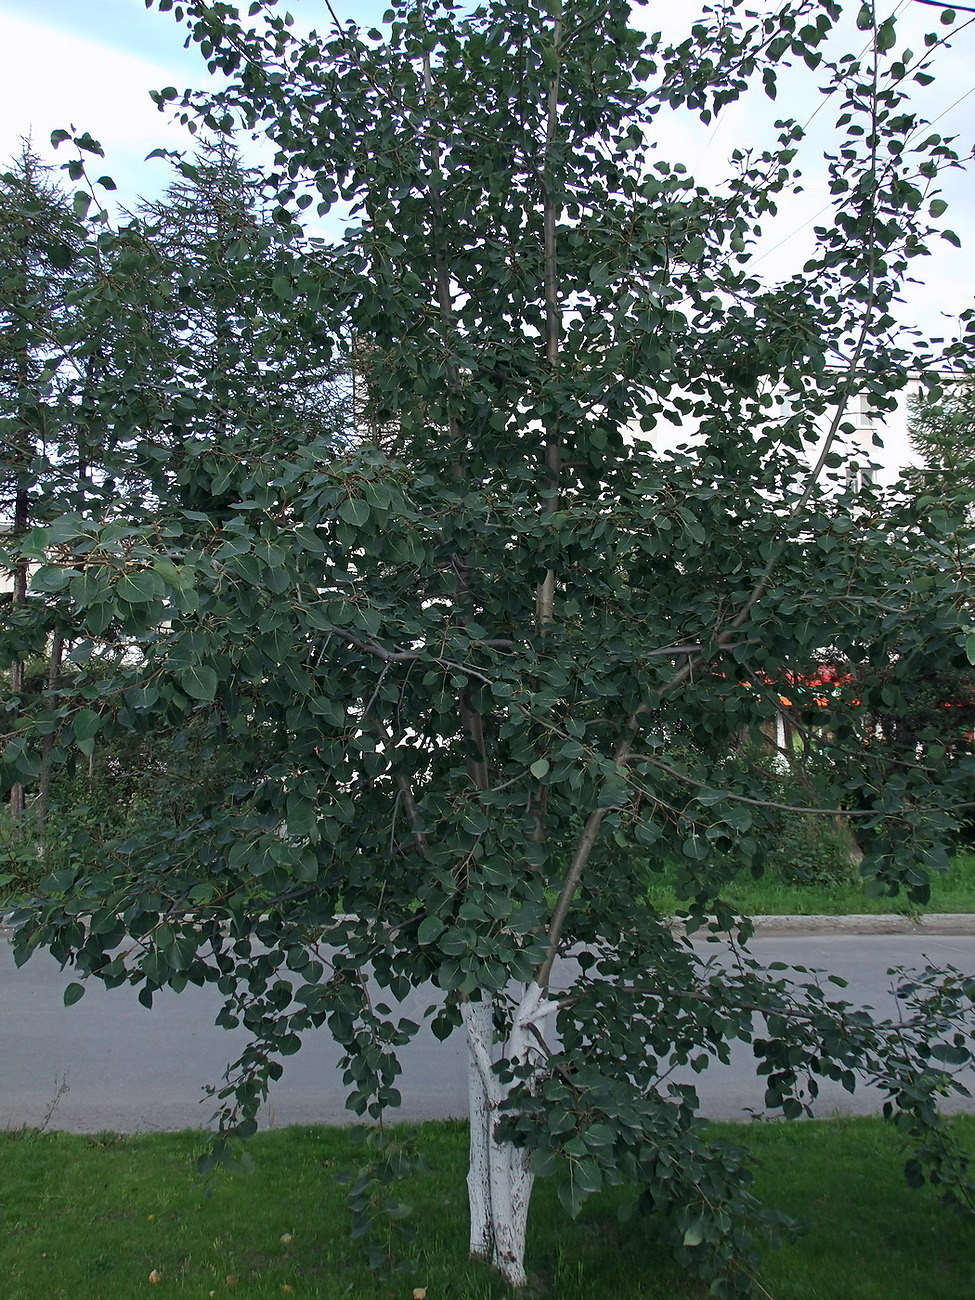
[907,380,975,524]
[122,139,351,525]
[0,143,86,820]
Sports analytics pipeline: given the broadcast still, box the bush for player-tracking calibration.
[765,813,859,888]
[0,718,250,902]
[720,748,859,890]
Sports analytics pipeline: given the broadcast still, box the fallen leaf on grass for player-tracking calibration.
[279,1232,294,1244]
[148,1270,162,1284]
[413,1289,428,1299]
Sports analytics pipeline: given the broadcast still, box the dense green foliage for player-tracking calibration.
[908,380,975,524]
[889,382,975,790]
[4,1,975,1293]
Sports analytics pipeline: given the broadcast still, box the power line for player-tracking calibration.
[911,1,975,13]
[921,81,975,131]
[745,3,975,270]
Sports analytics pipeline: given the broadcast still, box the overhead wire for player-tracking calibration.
[911,0,975,13]
[921,80,975,133]
[743,0,975,269]
[744,0,912,267]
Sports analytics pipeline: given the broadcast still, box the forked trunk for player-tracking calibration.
[462,984,557,1288]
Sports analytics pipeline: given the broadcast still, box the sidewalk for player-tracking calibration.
[750,912,975,936]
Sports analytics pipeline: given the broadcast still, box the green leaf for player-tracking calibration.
[74,131,104,156]
[417,916,445,945]
[30,565,74,593]
[532,1148,559,1178]
[682,836,708,861]
[152,559,183,585]
[73,709,100,743]
[338,496,370,528]
[876,18,896,52]
[573,1158,603,1193]
[63,983,86,1007]
[178,665,218,702]
[46,242,74,270]
[597,769,629,809]
[530,758,550,779]
[682,1219,706,1248]
[286,792,317,839]
[557,1178,586,1219]
[116,569,166,603]
[3,736,39,781]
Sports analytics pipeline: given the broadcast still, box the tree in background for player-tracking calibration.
[6,1,975,1293]
[908,380,975,522]
[1,136,351,858]
[0,156,122,844]
[124,138,351,525]
[836,379,975,804]
[905,380,975,762]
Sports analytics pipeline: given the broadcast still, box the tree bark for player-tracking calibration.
[8,482,29,821]
[462,981,558,1287]
[35,629,65,841]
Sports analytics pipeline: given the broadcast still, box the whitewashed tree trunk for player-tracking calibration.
[462,982,559,1288]
[465,997,495,1260]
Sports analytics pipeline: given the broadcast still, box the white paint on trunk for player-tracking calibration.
[465,997,495,1260]
[462,981,560,1288]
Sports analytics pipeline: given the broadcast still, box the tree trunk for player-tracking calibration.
[8,482,29,821]
[462,983,558,1288]
[835,814,864,867]
[35,629,65,841]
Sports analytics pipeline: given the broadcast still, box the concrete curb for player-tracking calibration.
[5,914,975,942]
[747,913,975,937]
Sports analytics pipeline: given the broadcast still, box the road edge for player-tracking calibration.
[5,912,975,941]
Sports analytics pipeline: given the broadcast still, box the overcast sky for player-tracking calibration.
[0,0,972,470]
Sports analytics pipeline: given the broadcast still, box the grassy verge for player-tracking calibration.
[642,850,975,916]
[7,817,975,918]
[6,852,975,920]
[2,1117,974,1298]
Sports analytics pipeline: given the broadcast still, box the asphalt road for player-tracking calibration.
[3,931,975,1133]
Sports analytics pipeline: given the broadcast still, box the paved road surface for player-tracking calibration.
[3,932,974,1132]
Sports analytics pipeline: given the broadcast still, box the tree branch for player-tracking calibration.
[629,753,877,817]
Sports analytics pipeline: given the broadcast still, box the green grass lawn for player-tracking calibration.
[2,1117,974,1298]
[642,850,975,917]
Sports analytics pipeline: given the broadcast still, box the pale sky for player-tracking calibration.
[1,1,971,280]
[0,0,972,473]
[0,0,202,199]
[0,1,389,203]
